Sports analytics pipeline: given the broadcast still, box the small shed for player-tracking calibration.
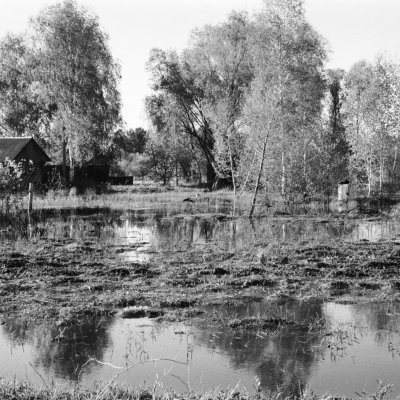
[0,137,51,183]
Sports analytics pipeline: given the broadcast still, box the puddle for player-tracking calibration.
[1,299,400,397]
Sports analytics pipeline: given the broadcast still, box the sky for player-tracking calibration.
[0,0,400,129]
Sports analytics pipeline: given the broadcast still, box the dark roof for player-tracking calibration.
[0,137,51,163]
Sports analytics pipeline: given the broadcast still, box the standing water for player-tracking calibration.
[1,299,400,397]
[1,206,400,397]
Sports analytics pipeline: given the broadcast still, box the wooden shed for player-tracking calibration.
[0,137,51,185]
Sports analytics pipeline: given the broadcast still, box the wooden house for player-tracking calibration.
[0,137,51,184]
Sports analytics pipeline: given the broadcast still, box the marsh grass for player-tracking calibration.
[32,186,240,213]
[28,184,295,218]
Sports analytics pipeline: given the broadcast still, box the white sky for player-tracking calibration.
[0,0,399,129]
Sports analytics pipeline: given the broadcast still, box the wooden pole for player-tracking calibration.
[28,182,33,214]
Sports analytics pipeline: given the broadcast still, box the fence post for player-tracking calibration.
[28,182,34,214]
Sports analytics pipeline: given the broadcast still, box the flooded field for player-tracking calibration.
[1,203,400,252]
[2,202,400,398]
[1,299,400,398]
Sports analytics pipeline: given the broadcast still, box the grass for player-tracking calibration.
[32,185,241,213]
[1,183,309,218]
[0,380,395,400]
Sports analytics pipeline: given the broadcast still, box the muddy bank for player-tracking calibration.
[1,234,400,325]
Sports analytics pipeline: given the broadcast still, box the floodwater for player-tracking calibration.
[2,204,400,396]
[1,299,400,397]
[2,204,400,253]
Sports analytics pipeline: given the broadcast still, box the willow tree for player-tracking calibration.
[188,12,253,194]
[146,12,253,190]
[29,0,121,178]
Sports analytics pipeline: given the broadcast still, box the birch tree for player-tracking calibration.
[29,0,121,177]
[0,34,49,137]
[243,0,326,214]
[344,57,400,196]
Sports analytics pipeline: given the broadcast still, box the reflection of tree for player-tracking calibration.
[2,316,114,381]
[195,300,325,397]
[153,217,217,251]
[3,206,395,251]
[348,302,400,346]
[148,216,371,253]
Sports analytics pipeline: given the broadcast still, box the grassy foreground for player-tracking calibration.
[0,381,394,400]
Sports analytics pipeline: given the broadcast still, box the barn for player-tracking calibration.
[0,137,51,184]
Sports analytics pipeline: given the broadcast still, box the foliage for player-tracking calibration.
[188,12,253,191]
[0,0,121,173]
[344,57,400,196]
[147,1,327,200]
[0,159,24,194]
[29,0,121,165]
[113,127,148,155]
[145,92,203,185]
[113,153,150,180]
[241,0,327,212]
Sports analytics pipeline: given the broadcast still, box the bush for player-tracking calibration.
[0,159,24,195]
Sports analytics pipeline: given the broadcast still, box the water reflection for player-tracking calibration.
[1,300,400,396]
[196,300,325,397]
[2,206,400,252]
[1,317,114,381]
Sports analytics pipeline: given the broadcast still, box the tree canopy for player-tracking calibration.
[0,0,121,169]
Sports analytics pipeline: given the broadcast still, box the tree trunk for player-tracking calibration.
[281,151,286,199]
[62,140,67,184]
[367,164,372,198]
[303,148,307,193]
[69,151,75,185]
[206,162,216,190]
[249,140,267,217]
[227,137,237,215]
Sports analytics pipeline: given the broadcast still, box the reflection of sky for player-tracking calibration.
[311,303,400,397]
[113,219,153,262]
[2,301,400,397]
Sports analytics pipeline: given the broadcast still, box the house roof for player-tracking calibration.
[0,137,51,163]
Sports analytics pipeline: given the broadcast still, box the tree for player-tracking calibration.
[113,127,148,155]
[310,69,349,198]
[29,0,121,178]
[344,57,400,196]
[146,12,253,189]
[243,0,326,214]
[146,93,195,186]
[187,12,253,193]
[0,34,51,138]
[147,49,216,187]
